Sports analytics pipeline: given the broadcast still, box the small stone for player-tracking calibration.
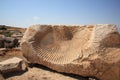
[0,57,27,73]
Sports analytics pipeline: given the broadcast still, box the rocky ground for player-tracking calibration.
[0,48,96,80]
[0,25,94,80]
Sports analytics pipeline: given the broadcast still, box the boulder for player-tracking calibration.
[0,57,27,73]
[21,24,120,80]
[0,34,19,48]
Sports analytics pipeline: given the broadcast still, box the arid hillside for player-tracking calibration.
[0,25,26,33]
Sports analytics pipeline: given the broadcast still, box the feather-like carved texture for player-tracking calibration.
[22,25,93,64]
[21,24,120,80]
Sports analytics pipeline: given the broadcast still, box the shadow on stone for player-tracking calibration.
[2,69,28,79]
[29,63,99,80]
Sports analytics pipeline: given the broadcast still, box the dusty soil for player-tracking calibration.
[4,65,89,80]
[0,48,25,62]
[0,48,96,80]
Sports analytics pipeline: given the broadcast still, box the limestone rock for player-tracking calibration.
[21,24,120,80]
[0,57,27,73]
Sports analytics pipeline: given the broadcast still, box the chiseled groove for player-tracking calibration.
[46,46,56,62]
[41,48,50,61]
[48,48,54,61]
[51,48,58,62]
[46,47,57,62]
[40,47,47,59]
[56,43,76,63]
[48,51,53,61]
[31,35,82,64]
[39,48,46,59]
[45,48,50,61]
[35,45,46,59]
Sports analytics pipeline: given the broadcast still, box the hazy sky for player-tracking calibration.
[0,0,120,28]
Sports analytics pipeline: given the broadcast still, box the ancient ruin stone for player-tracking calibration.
[21,24,120,80]
[0,57,27,73]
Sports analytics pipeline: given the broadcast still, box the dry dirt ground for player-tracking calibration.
[0,48,96,80]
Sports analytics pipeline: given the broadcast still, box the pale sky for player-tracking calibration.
[0,0,120,28]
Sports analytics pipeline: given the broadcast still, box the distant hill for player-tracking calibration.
[0,25,26,33]
[0,25,26,39]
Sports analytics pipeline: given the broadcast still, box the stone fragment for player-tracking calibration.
[21,24,120,80]
[0,57,27,73]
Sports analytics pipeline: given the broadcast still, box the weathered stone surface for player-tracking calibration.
[21,24,120,80]
[0,74,5,80]
[0,35,19,48]
[0,48,6,56]
[0,57,27,73]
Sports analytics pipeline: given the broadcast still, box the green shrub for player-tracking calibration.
[4,32,13,37]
